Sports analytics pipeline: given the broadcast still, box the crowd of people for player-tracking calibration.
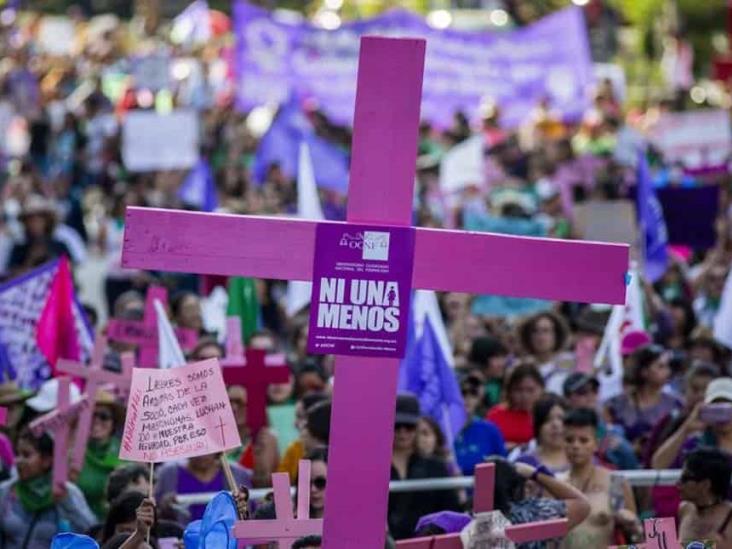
[0,2,731,549]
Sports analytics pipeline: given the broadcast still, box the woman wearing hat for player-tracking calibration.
[6,194,71,275]
[0,429,96,547]
[75,390,126,519]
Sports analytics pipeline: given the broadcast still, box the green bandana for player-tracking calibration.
[85,437,123,472]
[15,473,54,513]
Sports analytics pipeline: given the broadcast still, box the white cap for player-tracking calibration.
[26,378,82,412]
[705,378,732,404]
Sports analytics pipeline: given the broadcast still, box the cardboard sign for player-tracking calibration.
[119,358,240,462]
[574,200,637,245]
[648,109,732,173]
[307,223,415,358]
[609,517,715,548]
[122,111,199,172]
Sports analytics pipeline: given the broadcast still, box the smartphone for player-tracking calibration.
[700,403,732,425]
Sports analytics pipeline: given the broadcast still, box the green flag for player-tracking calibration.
[227,277,260,343]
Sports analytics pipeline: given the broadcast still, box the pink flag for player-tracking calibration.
[36,256,81,371]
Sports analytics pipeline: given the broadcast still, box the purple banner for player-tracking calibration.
[307,224,415,358]
[234,2,593,128]
[657,185,720,249]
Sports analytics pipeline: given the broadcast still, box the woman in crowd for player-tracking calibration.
[278,393,329,482]
[0,429,96,547]
[467,335,509,409]
[487,457,590,549]
[454,374,506,476]
[171,291,205,335]
[75,390,126,519]
[486,362,544,450]
[155,452,252,523]
[518,312,572,395]
[559,408,641,548]
[389,394,460,540]
[605,344,681,452]
[306,448,328,520]
[653,377,732,469]
[677,448,732,546]
[515,394,569,475]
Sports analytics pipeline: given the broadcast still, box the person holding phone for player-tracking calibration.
[653,377,732,472]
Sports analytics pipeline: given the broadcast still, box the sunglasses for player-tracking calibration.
[311,476,326,490]
[94,411,113,422]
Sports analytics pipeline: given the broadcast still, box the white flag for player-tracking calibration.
[714,264,732,349]
[285,142,324,317]
[155,299,186,369]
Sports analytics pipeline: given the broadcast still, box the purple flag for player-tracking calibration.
[178,158,218,212]
[399,300,466,441]
[637,153,669,282]
[234,2,593,128]
[253,97,349,193]
[657,185,720,249]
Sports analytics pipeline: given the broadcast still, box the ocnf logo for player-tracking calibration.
[362,231,390,261]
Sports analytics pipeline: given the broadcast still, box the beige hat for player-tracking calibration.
[705,378,732,404]
[20,194,57,219]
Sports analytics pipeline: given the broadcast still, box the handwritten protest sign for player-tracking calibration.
[121,111,199,172]
[120,358,240,462]
[609,517,715,548]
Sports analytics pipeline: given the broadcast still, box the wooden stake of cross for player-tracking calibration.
[396,463,568,548]
[0,406,6,426]
[121,37,628,548]
[221,316,289,435]
[56,335,133,472]
[106,285,198,367]
[52,376,72,494]
[233,459,323,548]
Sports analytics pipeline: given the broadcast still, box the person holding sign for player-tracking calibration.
[0,429,96,548]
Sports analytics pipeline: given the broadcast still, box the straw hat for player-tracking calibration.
[0,381,32,406]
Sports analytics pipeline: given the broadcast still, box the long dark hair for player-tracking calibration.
[486,457,525,516]
[418,416,449,461]
[532,394,568,442]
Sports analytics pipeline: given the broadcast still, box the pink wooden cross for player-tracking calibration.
[608,517,681,549]
[233,459,323,548]
[396,463,568,548]
[221,316,290,435]
[121,37,628,548]
[52,376,72,494]
[56,335,133,472]
[106,285,198,367]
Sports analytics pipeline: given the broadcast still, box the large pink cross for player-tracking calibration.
[396,463,568,548]
[56,335,133,472]
[52,376,72,494]
[120,38,628,548]
[106,285,198,367]
[233,459,323,547]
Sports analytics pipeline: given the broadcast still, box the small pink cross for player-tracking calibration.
[107,285,198,367]
[52,376,72,494]
[395,463,568,548]
[609,517,680,549]
[221,316,289,435]
[56,335,133,472]
[233,460,323,548]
